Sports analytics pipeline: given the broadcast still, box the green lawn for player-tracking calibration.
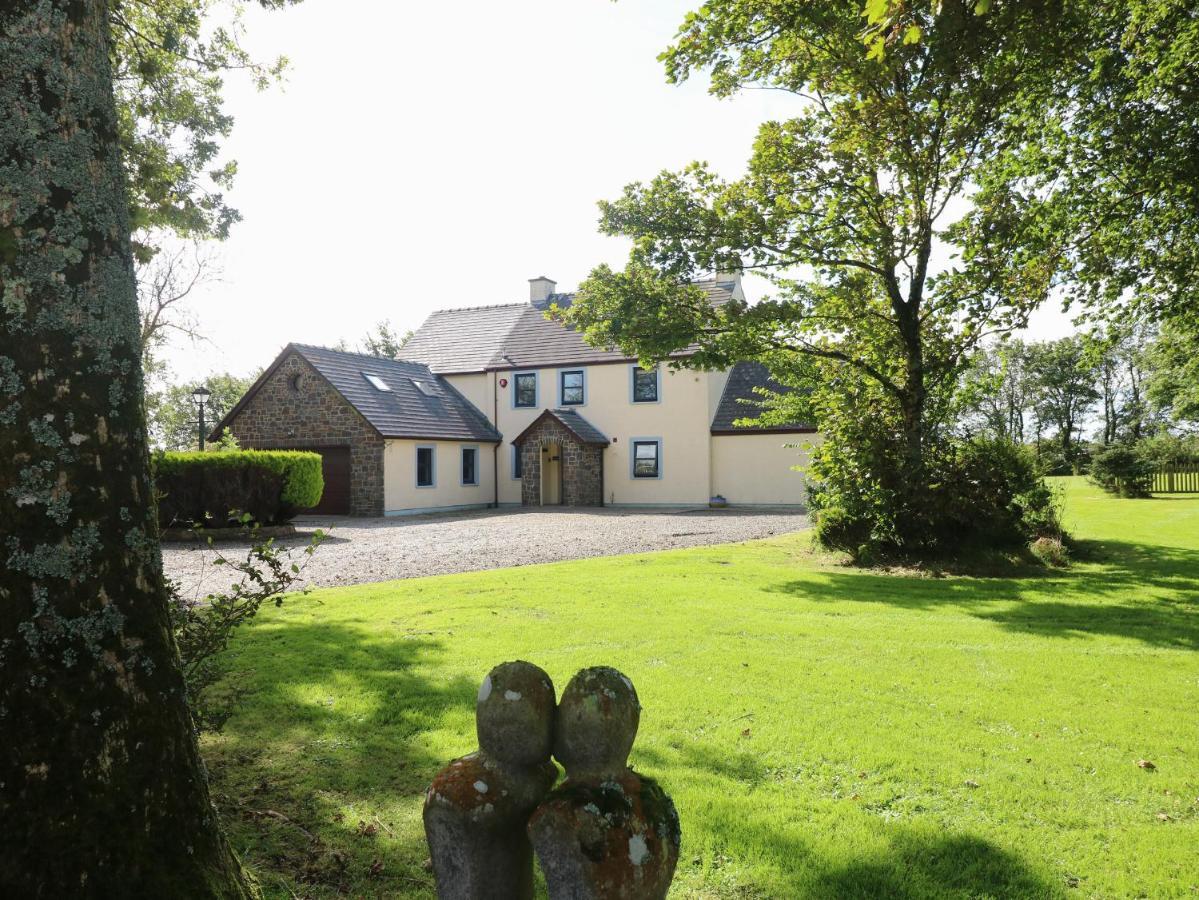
[205,478,1199,898]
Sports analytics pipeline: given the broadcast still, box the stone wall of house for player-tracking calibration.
[517,418,603,507]
[223,352,384,516]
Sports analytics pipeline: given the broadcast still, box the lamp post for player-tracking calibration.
[191,385,211,451]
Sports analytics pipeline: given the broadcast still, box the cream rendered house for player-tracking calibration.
[215,274,819,516]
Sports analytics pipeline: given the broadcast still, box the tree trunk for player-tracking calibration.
[0,3,253,896]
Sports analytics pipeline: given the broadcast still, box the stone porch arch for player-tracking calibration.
[512,409,609,506]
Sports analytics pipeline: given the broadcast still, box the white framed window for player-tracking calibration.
[630,438,662,479]
[461,446,479,486]
[630,365,659,403]
[416,445,436,488]
[513,371,538,408]
[363,373,391,392]
[559,369,585,406]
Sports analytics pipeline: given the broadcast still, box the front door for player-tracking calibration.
[541,442,562,505]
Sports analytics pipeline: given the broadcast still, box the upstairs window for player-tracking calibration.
[632,440,660,479]
[416,446,435,487]
[560,370,585,406]
[632,366,659,403]
[461,447,478,486]
[364,373,391,392]
[514,372,537,408]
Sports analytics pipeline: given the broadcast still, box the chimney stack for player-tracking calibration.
[528,275,557,305]
[715,260,744,300]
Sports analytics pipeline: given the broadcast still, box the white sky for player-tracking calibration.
[163,0,1075,384]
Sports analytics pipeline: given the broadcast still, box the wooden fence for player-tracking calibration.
[1153,460,1199,493]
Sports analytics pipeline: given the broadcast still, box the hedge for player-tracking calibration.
[154,450,324,528]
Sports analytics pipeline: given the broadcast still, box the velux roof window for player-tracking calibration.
[363,373,391,392]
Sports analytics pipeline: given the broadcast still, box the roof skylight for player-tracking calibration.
[411,379,435,396]
[363,373,391,392]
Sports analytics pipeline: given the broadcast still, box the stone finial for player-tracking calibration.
[529,667,681,900]
[553,666,641,778]
[424,661,558,900]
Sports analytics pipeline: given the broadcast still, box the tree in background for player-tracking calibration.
[1144,324,1199,430]
[560,1,1072,556]
[1,2,253,893]
[1085,323,1153,446]
[958,340,1033,443]
[359,319,412,359]
[1024,338,1100,472]
[149,372,256,451]
[137,241,219,374]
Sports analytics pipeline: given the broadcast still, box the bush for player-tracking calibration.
[169,519,325,732]
[809,435,1064,561]
[1033,439,1092,476]
[1029,536,1069,567]
[1090,443,1155,497]
[154,449,324,527]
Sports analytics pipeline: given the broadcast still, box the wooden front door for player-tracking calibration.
[541,442,562,505]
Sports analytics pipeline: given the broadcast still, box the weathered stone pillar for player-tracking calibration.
[528,667,681,899]
[424,661,559,899]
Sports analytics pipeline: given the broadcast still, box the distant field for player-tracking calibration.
[205,477,1199,898]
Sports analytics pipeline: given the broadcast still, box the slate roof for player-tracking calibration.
[214,344,502,443]
[401,278,741,374]
[398,303,528,374]
[512,408,610,447]
[290,345,501,441]
[710,361,816,434]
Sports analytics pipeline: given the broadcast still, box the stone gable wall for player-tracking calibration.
[222,352,384,516]
[517,418,603,507]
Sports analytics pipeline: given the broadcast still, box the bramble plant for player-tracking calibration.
[169,515,325,732]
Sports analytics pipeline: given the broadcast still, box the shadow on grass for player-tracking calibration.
[203,621,476,896]
[637,741,1067,899]
[769,538,1199,650]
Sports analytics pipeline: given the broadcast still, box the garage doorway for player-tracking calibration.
[288,446,351,515]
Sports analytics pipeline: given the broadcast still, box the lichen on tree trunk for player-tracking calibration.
[0,2,253,896]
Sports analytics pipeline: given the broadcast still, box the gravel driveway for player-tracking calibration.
[162,506,809,597]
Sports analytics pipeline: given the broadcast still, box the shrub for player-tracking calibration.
[168,518,325,732]
[1090,443,1155,497]
[809,435,1064,561]
[1029,536,1070,567]
[154,449,324,527]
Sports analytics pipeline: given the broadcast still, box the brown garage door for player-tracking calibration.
[295,446,351,515]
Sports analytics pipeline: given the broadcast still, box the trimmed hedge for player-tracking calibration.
[154,450,324,528]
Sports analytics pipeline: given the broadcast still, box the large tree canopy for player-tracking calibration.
[1038,0,1199,333]
[111,0,298,256]
[867,0,1199,335]
[563,0,1074,462]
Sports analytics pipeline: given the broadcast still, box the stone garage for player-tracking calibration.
[513,409,608,507]
[210,343,502,516]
